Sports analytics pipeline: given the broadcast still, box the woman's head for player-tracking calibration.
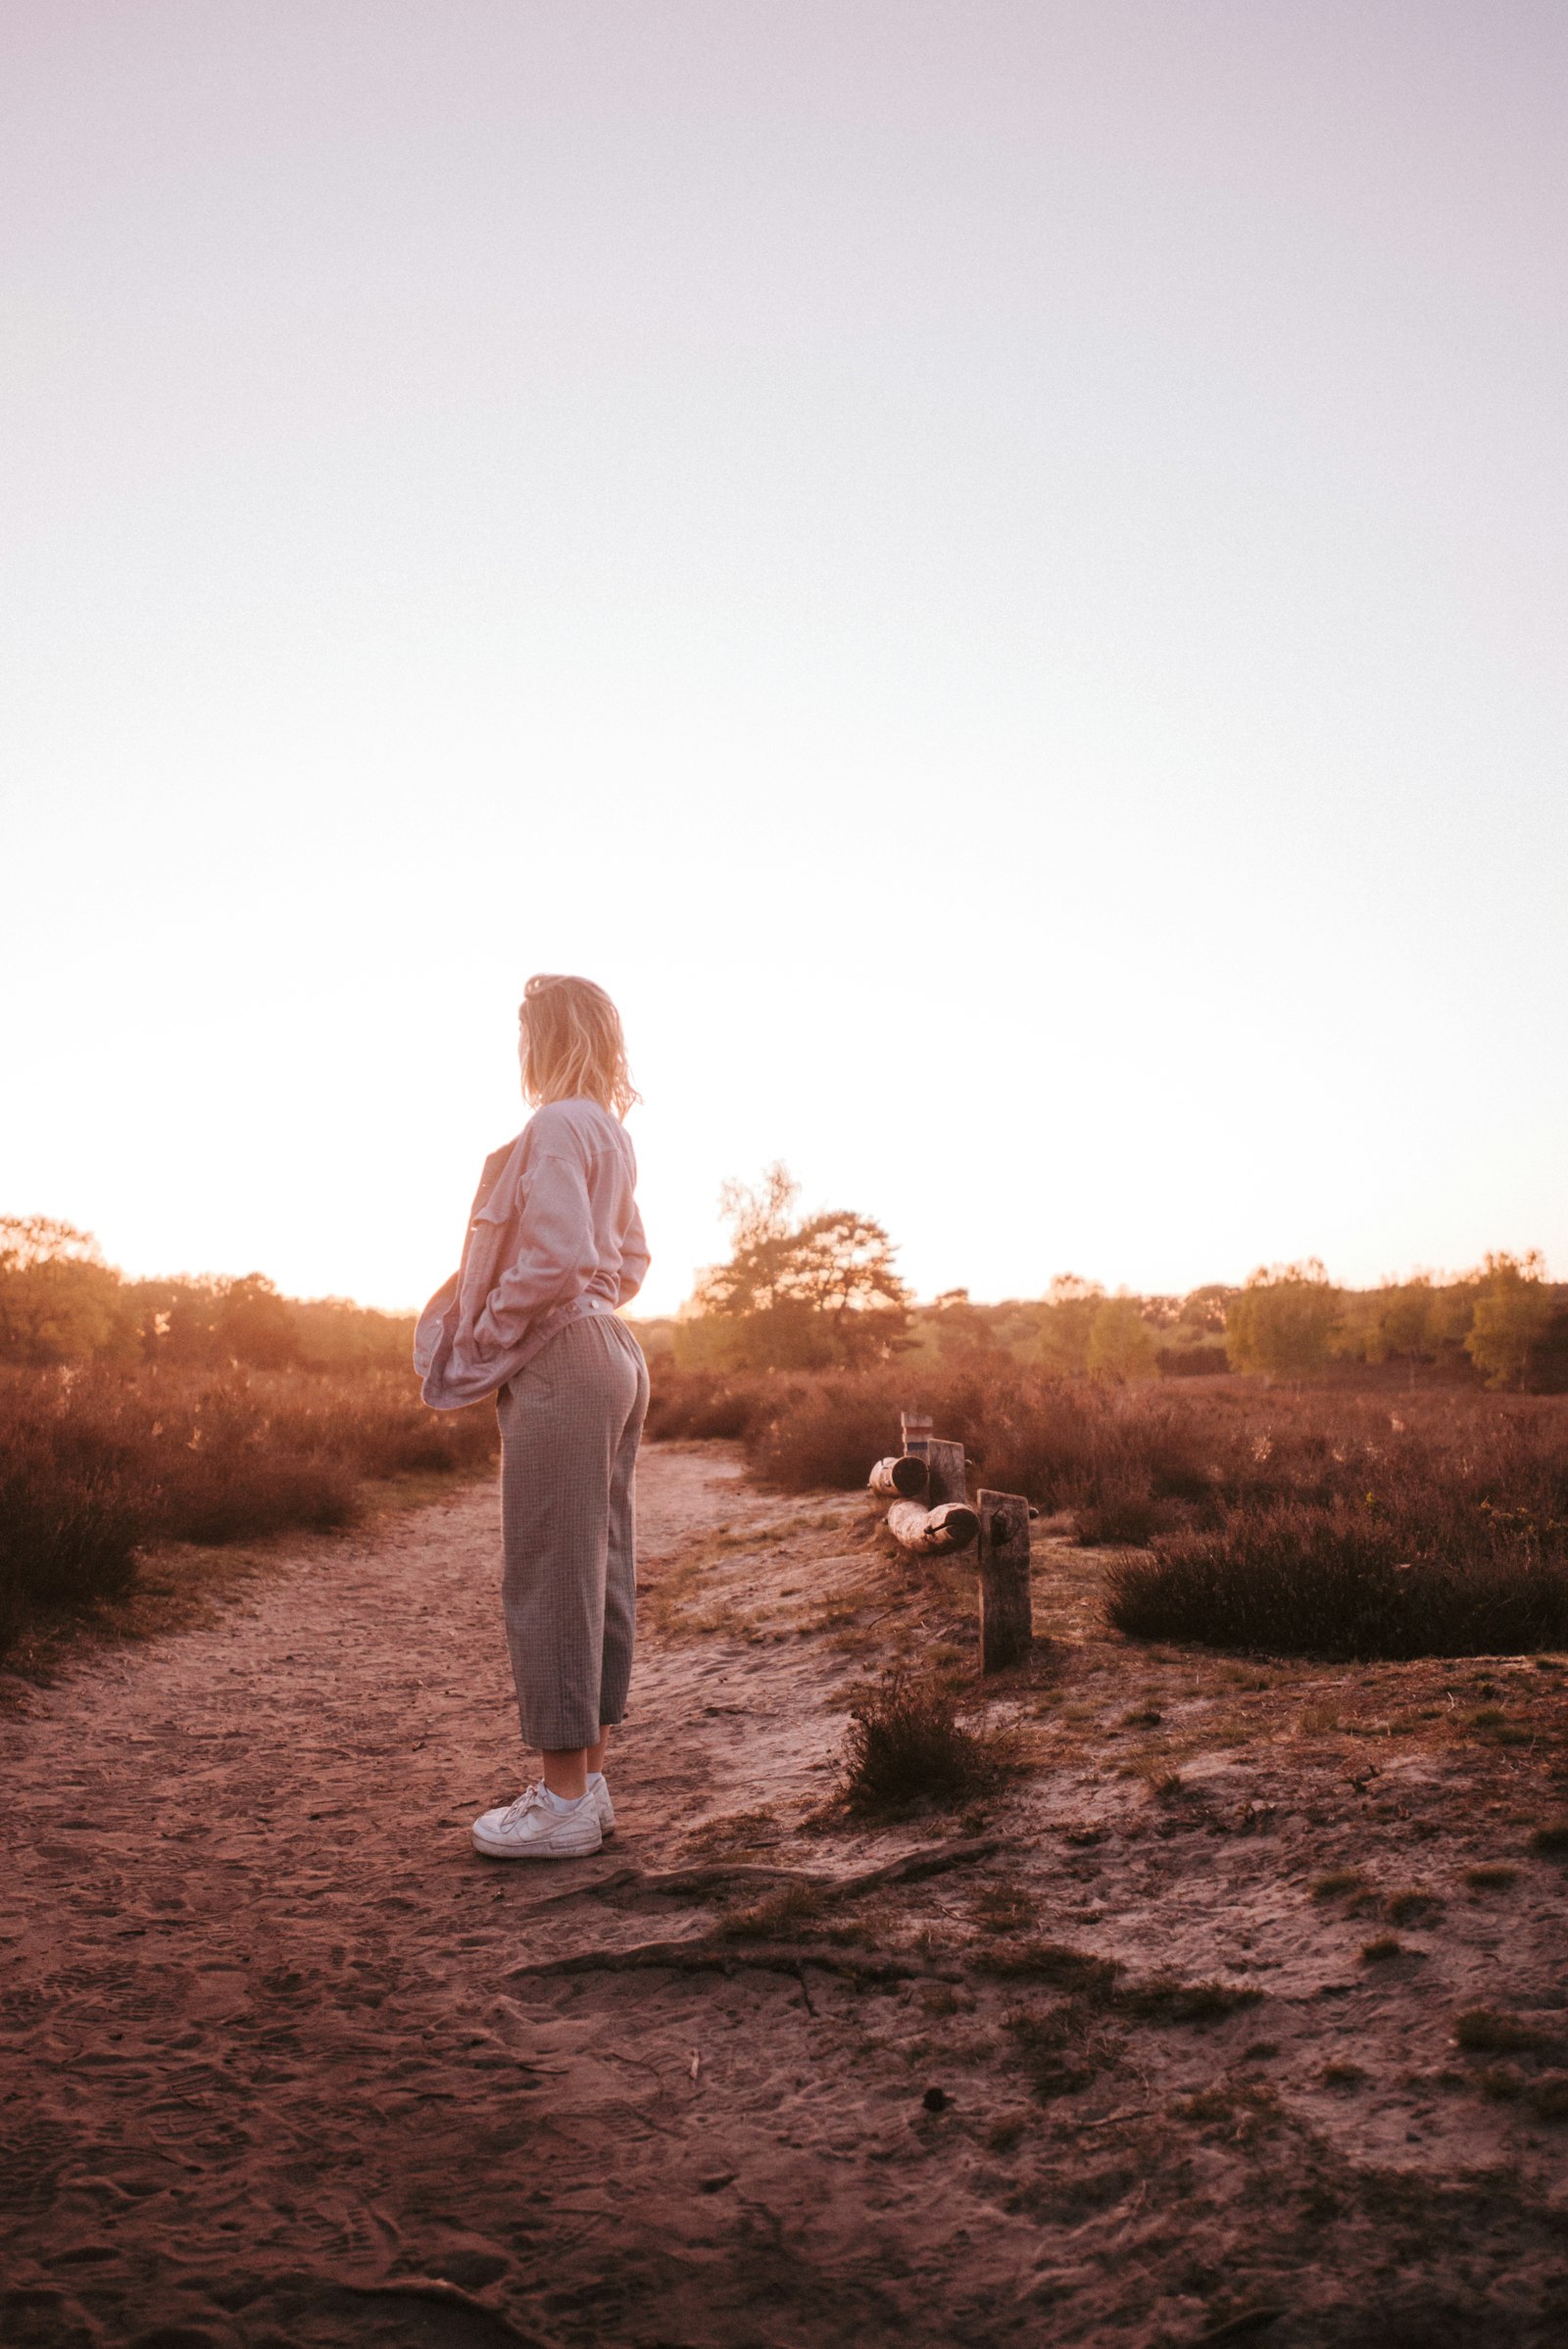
[516,975,639,1119]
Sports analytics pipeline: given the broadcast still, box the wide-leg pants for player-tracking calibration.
[495,1313,649,1751]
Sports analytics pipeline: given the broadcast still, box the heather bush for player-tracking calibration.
[641,1367,774,1443]
[0,1365,498,1652]
[0,1415,142,1648]
[694,1357,1568,1659]
[838,1670,1004,1816]
[1106,1498,1568,1660]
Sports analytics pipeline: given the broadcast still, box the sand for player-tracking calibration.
[2,1440,1567,2348]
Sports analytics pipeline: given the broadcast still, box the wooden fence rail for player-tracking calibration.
[864,1406,1037,1673]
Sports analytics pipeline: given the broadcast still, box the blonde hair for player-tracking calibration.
[517,974,639,1120]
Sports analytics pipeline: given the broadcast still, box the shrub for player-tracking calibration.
[642,1366,773,1443]
[838,1671,1003,1817]
[0,1363,499,1654]
[0,1415,143,1649]
[1105,1500,1568,1661]
[1453,2009,1552,2055]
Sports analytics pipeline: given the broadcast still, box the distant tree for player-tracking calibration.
[681,1167,911,1369]
[925,1288,1009,1365]
[1178,1286,1236,1339]
[1086,1295,1160,1382]
[288,1296,417,1371]
[216,1274,299,1369]
[0,1215,124,1363]
[1225,1261,1342,1379]
[1465,1252,1557,1392]
[1037,1275,1104,1378]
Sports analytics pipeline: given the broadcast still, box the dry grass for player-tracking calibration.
[652,1363,1568,1664]
[0,1363,496,1654]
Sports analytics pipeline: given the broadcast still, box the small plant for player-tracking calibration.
[1452,2009,1551,2055]
[1311,1870,1366,1901]
[1360,1935,1403,1963]
[1528,2075,1568,2123]
[984,2111,1028,2152]
[1529,1821,1568,1854]
[1465,1865,1519,1891]
[968,1886,1036,1936]
[837,1671,1004,1818]
[1115,1979,1263,2024]
[1385,1888,1442,1925]
[975,1942,1117,1996]
[718,1883,828,1942]
[1004,2005,1105,2100]
[1323,2061,1367,2088]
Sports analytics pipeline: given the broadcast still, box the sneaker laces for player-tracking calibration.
[498,1784,549,1829]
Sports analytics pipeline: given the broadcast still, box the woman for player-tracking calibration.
[415,974,650,1860]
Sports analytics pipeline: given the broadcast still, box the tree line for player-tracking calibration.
[656,1170,1568,1394]
[0,1216,415,1373]
[7,1192,1565,1393]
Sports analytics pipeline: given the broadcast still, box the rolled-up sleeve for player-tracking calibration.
[472,1152,599,1357]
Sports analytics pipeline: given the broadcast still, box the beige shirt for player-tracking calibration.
[415,1098,649,1409]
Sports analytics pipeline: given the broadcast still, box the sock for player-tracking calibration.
[543,1785,586,1813]
[588,1769,606,1786]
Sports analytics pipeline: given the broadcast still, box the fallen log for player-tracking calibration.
[868,1453,928,1498]
[886,1498,980,1554]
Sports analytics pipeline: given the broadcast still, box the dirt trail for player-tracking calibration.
[3,1443,1567,2348]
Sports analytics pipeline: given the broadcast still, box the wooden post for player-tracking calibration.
[924,1438,967,1510]
[900,1409,933,1467]
[976,1489,1033,1672]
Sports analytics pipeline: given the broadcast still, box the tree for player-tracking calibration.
[216,1274,299,1369]
[1225,1261,1341,1379]
[681,1167,911,1369]
[1465,1252,1557,1392]
[0,1215,124,1363]
[1037,1275,1104,1378]
[1086,1295,1159,1382]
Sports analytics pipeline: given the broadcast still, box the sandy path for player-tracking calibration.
[0,1447,847,2348]
[3,1443,1567,2348]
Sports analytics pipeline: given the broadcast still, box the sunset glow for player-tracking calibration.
[4,3,1564,1313]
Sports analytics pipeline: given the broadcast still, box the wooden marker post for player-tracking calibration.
[924,1438,967,1510]
[976,1490,1033,1672]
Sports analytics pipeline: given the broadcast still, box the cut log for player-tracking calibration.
[977,1488,1034,1671]
[886,1498,980,1554]
[869,1453,928,1498]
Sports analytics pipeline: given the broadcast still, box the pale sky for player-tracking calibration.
[3,2,1564,1317]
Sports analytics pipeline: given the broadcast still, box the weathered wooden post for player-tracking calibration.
[976,1489,1033,1672]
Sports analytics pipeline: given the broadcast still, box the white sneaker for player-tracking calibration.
[589,1771,615,1837]
[471,1784,603,1861]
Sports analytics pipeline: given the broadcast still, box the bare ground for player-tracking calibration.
[2,1440,1567,2349]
